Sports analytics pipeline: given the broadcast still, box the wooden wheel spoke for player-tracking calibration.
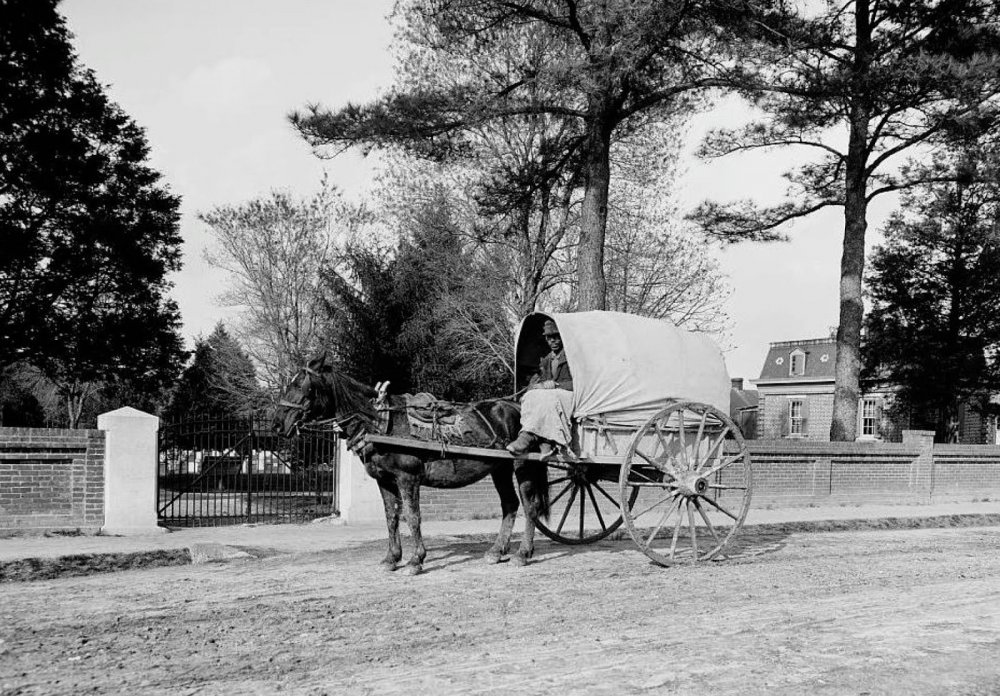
[687,500,699,560]
[578,487,586,538]
[555,485,579,534]
[592,480,620,507]
[631,490,677,521]
[549,481,574,508]
[701,494,739,521]
[706,484,746,490]
[677,413,691,470]
[628,466,660,484]
[634,447,671,474]
[699,428,730,470]
[546,475,571,487]
[668,505,684,560]
[654,423,671,459]
[700,453,745,479]
[692,411,708,469]
[645,497,681,547]
[693,498,723,547]
[585,484,608,532]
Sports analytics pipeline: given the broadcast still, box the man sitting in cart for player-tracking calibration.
[506,319,574,456]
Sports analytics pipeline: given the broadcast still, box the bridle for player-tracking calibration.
[278,366,322,436]
[277,366,378,443]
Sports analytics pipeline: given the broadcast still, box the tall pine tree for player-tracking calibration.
[292,0,763,311]
[695,0,1000,439]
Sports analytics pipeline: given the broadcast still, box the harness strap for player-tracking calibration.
[470,406,501,448]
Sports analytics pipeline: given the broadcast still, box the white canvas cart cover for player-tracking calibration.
[515,311,730,426]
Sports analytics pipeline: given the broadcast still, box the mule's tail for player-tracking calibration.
[515,461,550,523]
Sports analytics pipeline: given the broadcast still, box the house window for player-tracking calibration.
[789,350,806,376]
[860,397,880,438]
[789,399,804,435]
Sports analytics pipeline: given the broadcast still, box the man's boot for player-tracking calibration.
[505,431,537,455]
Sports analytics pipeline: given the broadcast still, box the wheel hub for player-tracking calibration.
[673,473,708,498]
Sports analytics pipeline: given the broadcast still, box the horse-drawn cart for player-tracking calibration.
[363,311,753,567]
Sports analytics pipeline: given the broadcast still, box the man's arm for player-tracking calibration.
[527,354,553,390]
[554,360,573,391]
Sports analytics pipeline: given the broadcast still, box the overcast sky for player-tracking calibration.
[60,0,893,382]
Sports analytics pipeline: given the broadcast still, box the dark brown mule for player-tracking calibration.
[273,354,549,575]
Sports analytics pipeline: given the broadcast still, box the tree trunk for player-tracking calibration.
[830,0,871,442]
[576,114,612,311]
[66,391,83,429]
[830,204,865,442]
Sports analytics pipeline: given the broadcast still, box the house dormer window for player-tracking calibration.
[789,349,806,376]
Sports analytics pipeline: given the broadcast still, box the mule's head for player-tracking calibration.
[273,353,333,437]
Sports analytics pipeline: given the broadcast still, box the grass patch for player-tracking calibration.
[0,549,191,583]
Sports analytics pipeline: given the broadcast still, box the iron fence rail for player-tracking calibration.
[157,414,339,527]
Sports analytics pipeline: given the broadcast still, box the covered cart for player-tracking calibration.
[369,310,753,566]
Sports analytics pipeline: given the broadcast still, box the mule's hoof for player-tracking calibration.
[483,550,503,565]
[403,563,423,576]
[511,553,530,567]
[379,561,399,572]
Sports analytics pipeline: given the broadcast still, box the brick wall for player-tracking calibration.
[0,427,105,532]
[746,438,929,505]
[418,435,1000,520]
[421,479,503,520]
[933,444,1000,497]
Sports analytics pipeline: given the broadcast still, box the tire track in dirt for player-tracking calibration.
[3,527,1000,695]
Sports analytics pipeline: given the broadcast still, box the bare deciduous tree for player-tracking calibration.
[200,180,365,394]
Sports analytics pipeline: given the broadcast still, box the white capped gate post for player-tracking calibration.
[98,407,165,535]
[338,439,385,523]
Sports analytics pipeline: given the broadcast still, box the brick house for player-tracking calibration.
[753,337,896,441]
[752,336,998,443]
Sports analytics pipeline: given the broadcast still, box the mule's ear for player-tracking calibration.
[308,351,329,371]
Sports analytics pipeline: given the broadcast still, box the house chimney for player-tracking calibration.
[731,378,744,391]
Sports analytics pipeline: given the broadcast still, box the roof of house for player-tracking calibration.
[757,338,837,382]
[730,388,759,413]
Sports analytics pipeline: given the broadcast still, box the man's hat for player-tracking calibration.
[542,319,560,337]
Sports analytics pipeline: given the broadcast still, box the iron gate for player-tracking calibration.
[157,415,339,526]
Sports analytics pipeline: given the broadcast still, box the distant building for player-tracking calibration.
[729,378,759,439]
[752,336,996,443]
[753,337,895,441]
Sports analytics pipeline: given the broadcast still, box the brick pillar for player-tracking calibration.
[338,439,385,524]
[98,407,165,535]
[902,429,935,502]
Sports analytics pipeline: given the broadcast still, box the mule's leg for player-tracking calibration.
[512,461,548,567]
[398,475,426,575]
[377,479,403,571]
[512,515,537,567]
[484,463,518,564]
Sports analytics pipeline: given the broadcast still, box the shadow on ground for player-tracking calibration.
[351,512,1000,575]
[5,513,1000,582]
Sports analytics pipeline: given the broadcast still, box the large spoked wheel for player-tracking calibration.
[619,401,752,566]
[535,461,639,544]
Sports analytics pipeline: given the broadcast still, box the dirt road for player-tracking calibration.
[2,525,1000,695]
